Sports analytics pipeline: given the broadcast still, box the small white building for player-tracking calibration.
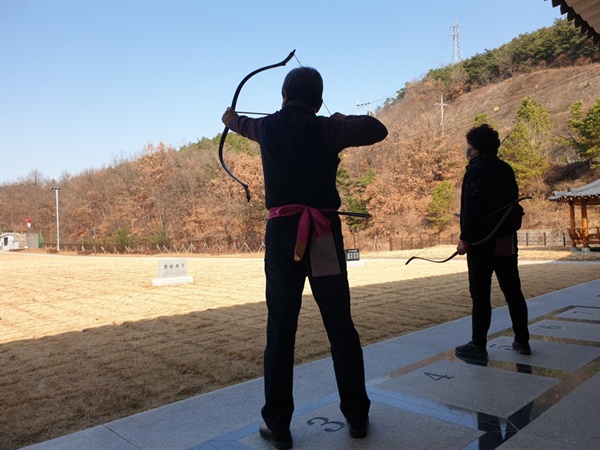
[0,232,41,251]
[1,233,26,251]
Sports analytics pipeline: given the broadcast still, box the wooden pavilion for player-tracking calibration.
[549,178,600,251]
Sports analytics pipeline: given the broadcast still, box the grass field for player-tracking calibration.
[1,247,599,449]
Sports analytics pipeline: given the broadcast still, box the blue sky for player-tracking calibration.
[1,0,564,184]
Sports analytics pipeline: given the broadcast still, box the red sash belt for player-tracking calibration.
[268,204,337,261]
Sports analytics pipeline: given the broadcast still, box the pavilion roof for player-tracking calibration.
[549,178,600,203]
[548,0,600,44]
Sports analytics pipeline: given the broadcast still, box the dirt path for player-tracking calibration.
[1,248,598,448]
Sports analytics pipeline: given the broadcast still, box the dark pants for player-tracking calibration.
[261,213,370,432]
[466,237,529,347]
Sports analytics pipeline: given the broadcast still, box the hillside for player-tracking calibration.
[1,21,599,251]
[378,64,600,165]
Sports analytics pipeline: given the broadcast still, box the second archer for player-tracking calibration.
[455,124,531,360]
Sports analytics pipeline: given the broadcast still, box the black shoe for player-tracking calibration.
[348,418,369,438]
[259,423,293,449]
[512,341,531,355]
[455,341,488,359]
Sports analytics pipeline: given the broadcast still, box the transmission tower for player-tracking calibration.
[451,19,462,64]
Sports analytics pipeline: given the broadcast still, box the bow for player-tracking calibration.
[405,196,532,265]
[219,49,296,202]
[405,251,460,265]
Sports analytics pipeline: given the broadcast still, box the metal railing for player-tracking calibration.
[39,229,586,255]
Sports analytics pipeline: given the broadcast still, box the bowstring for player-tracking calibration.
[293,53,332,116]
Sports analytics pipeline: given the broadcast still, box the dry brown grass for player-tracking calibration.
[1,247,599,449]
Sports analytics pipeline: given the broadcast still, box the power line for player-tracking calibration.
[355,97,387,116]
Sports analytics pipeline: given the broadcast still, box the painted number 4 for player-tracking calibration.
[425,372,454,381]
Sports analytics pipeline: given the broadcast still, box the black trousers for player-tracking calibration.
[466,237,530,347]
[261,213,370,432]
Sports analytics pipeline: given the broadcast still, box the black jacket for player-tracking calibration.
[460,153,522,244]
[229,101,388,209]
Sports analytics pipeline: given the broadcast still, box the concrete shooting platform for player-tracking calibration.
[24,279,599,450]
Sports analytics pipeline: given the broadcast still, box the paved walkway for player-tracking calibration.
[25,280,600,450]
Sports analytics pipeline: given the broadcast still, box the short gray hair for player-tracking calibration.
[281,67,323,109]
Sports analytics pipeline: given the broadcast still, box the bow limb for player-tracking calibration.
[405,251,458,265]
[470,204,515,247]
[469,196,531,247]
[406,210,511,266]
[480,196,532,222]
[405,196,532,265]
[406,206,513,265]
[219,49,296,202]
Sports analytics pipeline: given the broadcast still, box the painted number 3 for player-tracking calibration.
[307,417,345,432]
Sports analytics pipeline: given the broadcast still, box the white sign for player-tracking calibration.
[153,258,193,286]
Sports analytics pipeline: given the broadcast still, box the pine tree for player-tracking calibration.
[567,98,600,168]
[500,97,552,188]
[426,180,456,232]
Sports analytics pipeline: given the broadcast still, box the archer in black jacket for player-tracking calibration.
[222,67,387,448]
[455,124,530,359]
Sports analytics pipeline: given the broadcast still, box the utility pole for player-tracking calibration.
[50,187,61,251]
[356,99,372,116]
[435,94,448,135]
[451,19,462,64]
